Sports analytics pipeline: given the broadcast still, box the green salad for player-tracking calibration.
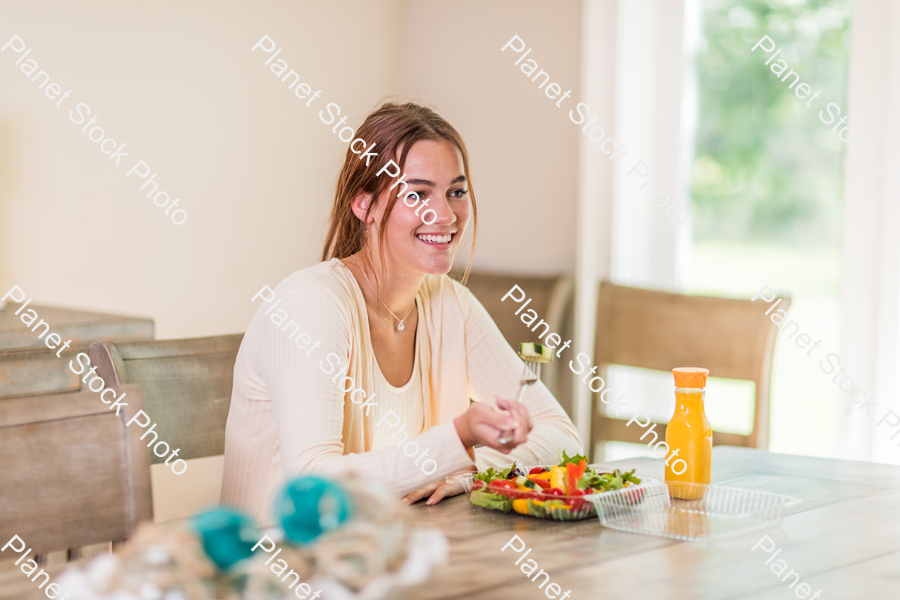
[467,451,642,520]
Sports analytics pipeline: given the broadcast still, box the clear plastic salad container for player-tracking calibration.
[588,481,802,541]
[462,465,659,522]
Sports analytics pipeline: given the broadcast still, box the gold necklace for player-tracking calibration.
[358,266,415,331]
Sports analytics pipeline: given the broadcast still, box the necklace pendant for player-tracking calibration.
[398,322,405,331]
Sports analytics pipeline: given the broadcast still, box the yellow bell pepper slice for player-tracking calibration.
[532,471,552,481]
[550,466,567,493]
[512,499,530,515]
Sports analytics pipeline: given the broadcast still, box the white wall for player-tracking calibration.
[402,0,582,276]
[0,0,403,341]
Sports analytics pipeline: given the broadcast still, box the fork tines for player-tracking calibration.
[521,358,541,384]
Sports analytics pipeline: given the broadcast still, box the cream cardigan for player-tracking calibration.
[220,258,582,524]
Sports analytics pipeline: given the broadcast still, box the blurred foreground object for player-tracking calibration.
[53,474,447,600]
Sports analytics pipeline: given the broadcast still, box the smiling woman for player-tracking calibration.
[220,102,582,525]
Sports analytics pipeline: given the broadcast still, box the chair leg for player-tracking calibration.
[34,553,47,566]
[66,548,83,562]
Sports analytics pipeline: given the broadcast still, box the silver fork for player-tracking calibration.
[496,358,543,445]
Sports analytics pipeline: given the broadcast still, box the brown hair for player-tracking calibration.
[321,101,477,284]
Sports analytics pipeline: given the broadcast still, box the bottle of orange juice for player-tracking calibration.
[665,368,712,500]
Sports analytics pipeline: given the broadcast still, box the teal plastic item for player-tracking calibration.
[276,476,353,545]
[191,508,261,570]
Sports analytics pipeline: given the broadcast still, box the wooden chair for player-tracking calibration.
[89,334,243,463]
[0,385,152,555]
[590,281,788,460]
[460,271,575,416]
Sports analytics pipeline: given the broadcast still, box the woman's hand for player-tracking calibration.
[453,398,533,453]
[401,470,474,506]
[406,401,533,506]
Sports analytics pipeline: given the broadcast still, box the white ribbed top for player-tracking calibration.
[369,337,425,449]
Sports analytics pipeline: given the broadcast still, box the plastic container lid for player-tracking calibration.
[672,367,709,388]
[589,481,802,542]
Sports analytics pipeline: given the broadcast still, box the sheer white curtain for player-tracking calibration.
[609,0,693,291]
[572,0,617,445]
[838,0,900,465]
[572,0,694,448]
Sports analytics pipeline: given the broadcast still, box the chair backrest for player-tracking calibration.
[460,271,575,416]
[591,281,788,458]
[89,334,243,463]
[0,385,152,554]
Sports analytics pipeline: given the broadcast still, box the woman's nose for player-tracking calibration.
[427,195,457,225]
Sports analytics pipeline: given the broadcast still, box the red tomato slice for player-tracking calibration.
[490,480,515,489]
[490,479,525,499]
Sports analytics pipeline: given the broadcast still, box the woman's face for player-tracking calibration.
[370,139,471,276]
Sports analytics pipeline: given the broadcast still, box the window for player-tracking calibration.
[684,0,852,458]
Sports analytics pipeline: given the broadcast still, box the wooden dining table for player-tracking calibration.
[2,446,897,599]
[403,446,900,599]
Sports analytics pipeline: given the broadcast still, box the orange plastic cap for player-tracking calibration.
[672,367,709,388]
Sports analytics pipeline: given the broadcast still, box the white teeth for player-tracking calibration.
[417,233,452,244]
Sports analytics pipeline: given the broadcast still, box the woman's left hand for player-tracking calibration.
[401,470,474,506]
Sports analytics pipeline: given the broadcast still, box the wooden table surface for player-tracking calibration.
[404,446,900,600]
[2,446,897,599]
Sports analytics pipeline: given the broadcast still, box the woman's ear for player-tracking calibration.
[350,191,375,222]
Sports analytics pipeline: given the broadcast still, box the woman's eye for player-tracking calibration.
[451,189,469,198]
[403,191,425,205]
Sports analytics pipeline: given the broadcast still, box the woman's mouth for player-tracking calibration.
[416,232,454,245]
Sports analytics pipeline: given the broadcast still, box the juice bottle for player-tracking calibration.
[665,367,712,500]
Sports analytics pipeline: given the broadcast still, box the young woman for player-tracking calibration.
[221,102,581,524]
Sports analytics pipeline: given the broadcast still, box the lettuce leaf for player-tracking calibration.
[528,501,549,518]
[577,469,606,490]
[577,468,642,492]
[557,449,588,467]
[473,463,517,484]
[621,468,642,484]
[469,489,513,512]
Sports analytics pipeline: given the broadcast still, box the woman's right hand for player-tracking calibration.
[453,400,531,453]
